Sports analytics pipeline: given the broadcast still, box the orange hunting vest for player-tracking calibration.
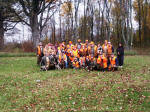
[88,55,96,62]
[88,46,97,56]
[67,49,72,56]
[59,54,67,62]
[107,45,112,54]
[80,57,86,65]
[87,46,94,53]
[73,61,79,68]
[80,48,87,56]
[37,46,41,55]
[97,56,102,64]
[110,57,116,66]
[102,44,108,53]
[67,44,73,50]
[88,55,91,60]
[58,47,61,50]
[103,56,108,68]
[91,58,96,62]
[88,46,91,53]
[73,50,79,58]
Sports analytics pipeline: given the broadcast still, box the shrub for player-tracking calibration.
[22,40,34,52]
[3,42,23,53]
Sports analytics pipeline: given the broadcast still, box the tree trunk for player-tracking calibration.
[30,14,40,48]
[0,19,4,50]
[138,0,142,47]
[52,21,56,44]
[59,8,62,42]
[129,0,134,49]
[90,5,94,41]
[143,0,148,46]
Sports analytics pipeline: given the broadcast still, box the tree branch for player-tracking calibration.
[18,0,30,17]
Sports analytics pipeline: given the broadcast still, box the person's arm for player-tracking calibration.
[116,48,119,55]
[117,48,120,55]
[112,46,114,53]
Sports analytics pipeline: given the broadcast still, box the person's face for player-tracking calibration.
[119,43,122,47]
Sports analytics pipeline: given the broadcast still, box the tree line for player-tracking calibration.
[0,0,150,50]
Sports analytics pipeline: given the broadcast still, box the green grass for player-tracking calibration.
[124,50,138,56]
[0,52,35,57]
[0,56,150,111]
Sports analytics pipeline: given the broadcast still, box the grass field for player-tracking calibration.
[0,56,150,111]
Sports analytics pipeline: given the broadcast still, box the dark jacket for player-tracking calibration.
[116,46,124,56]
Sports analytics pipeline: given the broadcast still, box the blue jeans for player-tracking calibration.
[65,61,68,68]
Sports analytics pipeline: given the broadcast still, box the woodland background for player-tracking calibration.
[0,0,150,52]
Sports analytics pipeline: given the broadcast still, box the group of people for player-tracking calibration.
[36,39,124,71]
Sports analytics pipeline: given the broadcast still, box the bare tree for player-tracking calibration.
[105,0,112,41]
[0,0,20,49]
[13,0,59,47]
[74,0,81,40]
[137,0,142,46]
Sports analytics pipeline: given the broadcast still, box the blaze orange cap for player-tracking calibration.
[69,41,72,44]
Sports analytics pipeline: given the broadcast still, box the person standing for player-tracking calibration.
[37,42,44,65]
[107,42,114,58]
[76,39,82,50]
[97,43,103,55]
[116,43,124,67]
[102,40,108,55]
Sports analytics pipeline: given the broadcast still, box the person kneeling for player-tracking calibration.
[97,54,103,70]
[72,58,80,69]
[102,53,108,71]
[58,52,68,69]
[86,55,96,71]
[79,56,86,69]
[109,54,118,71]
[40,56,50,71]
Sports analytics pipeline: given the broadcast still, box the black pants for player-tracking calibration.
[118,55,124,66]
[37,55,42,65]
